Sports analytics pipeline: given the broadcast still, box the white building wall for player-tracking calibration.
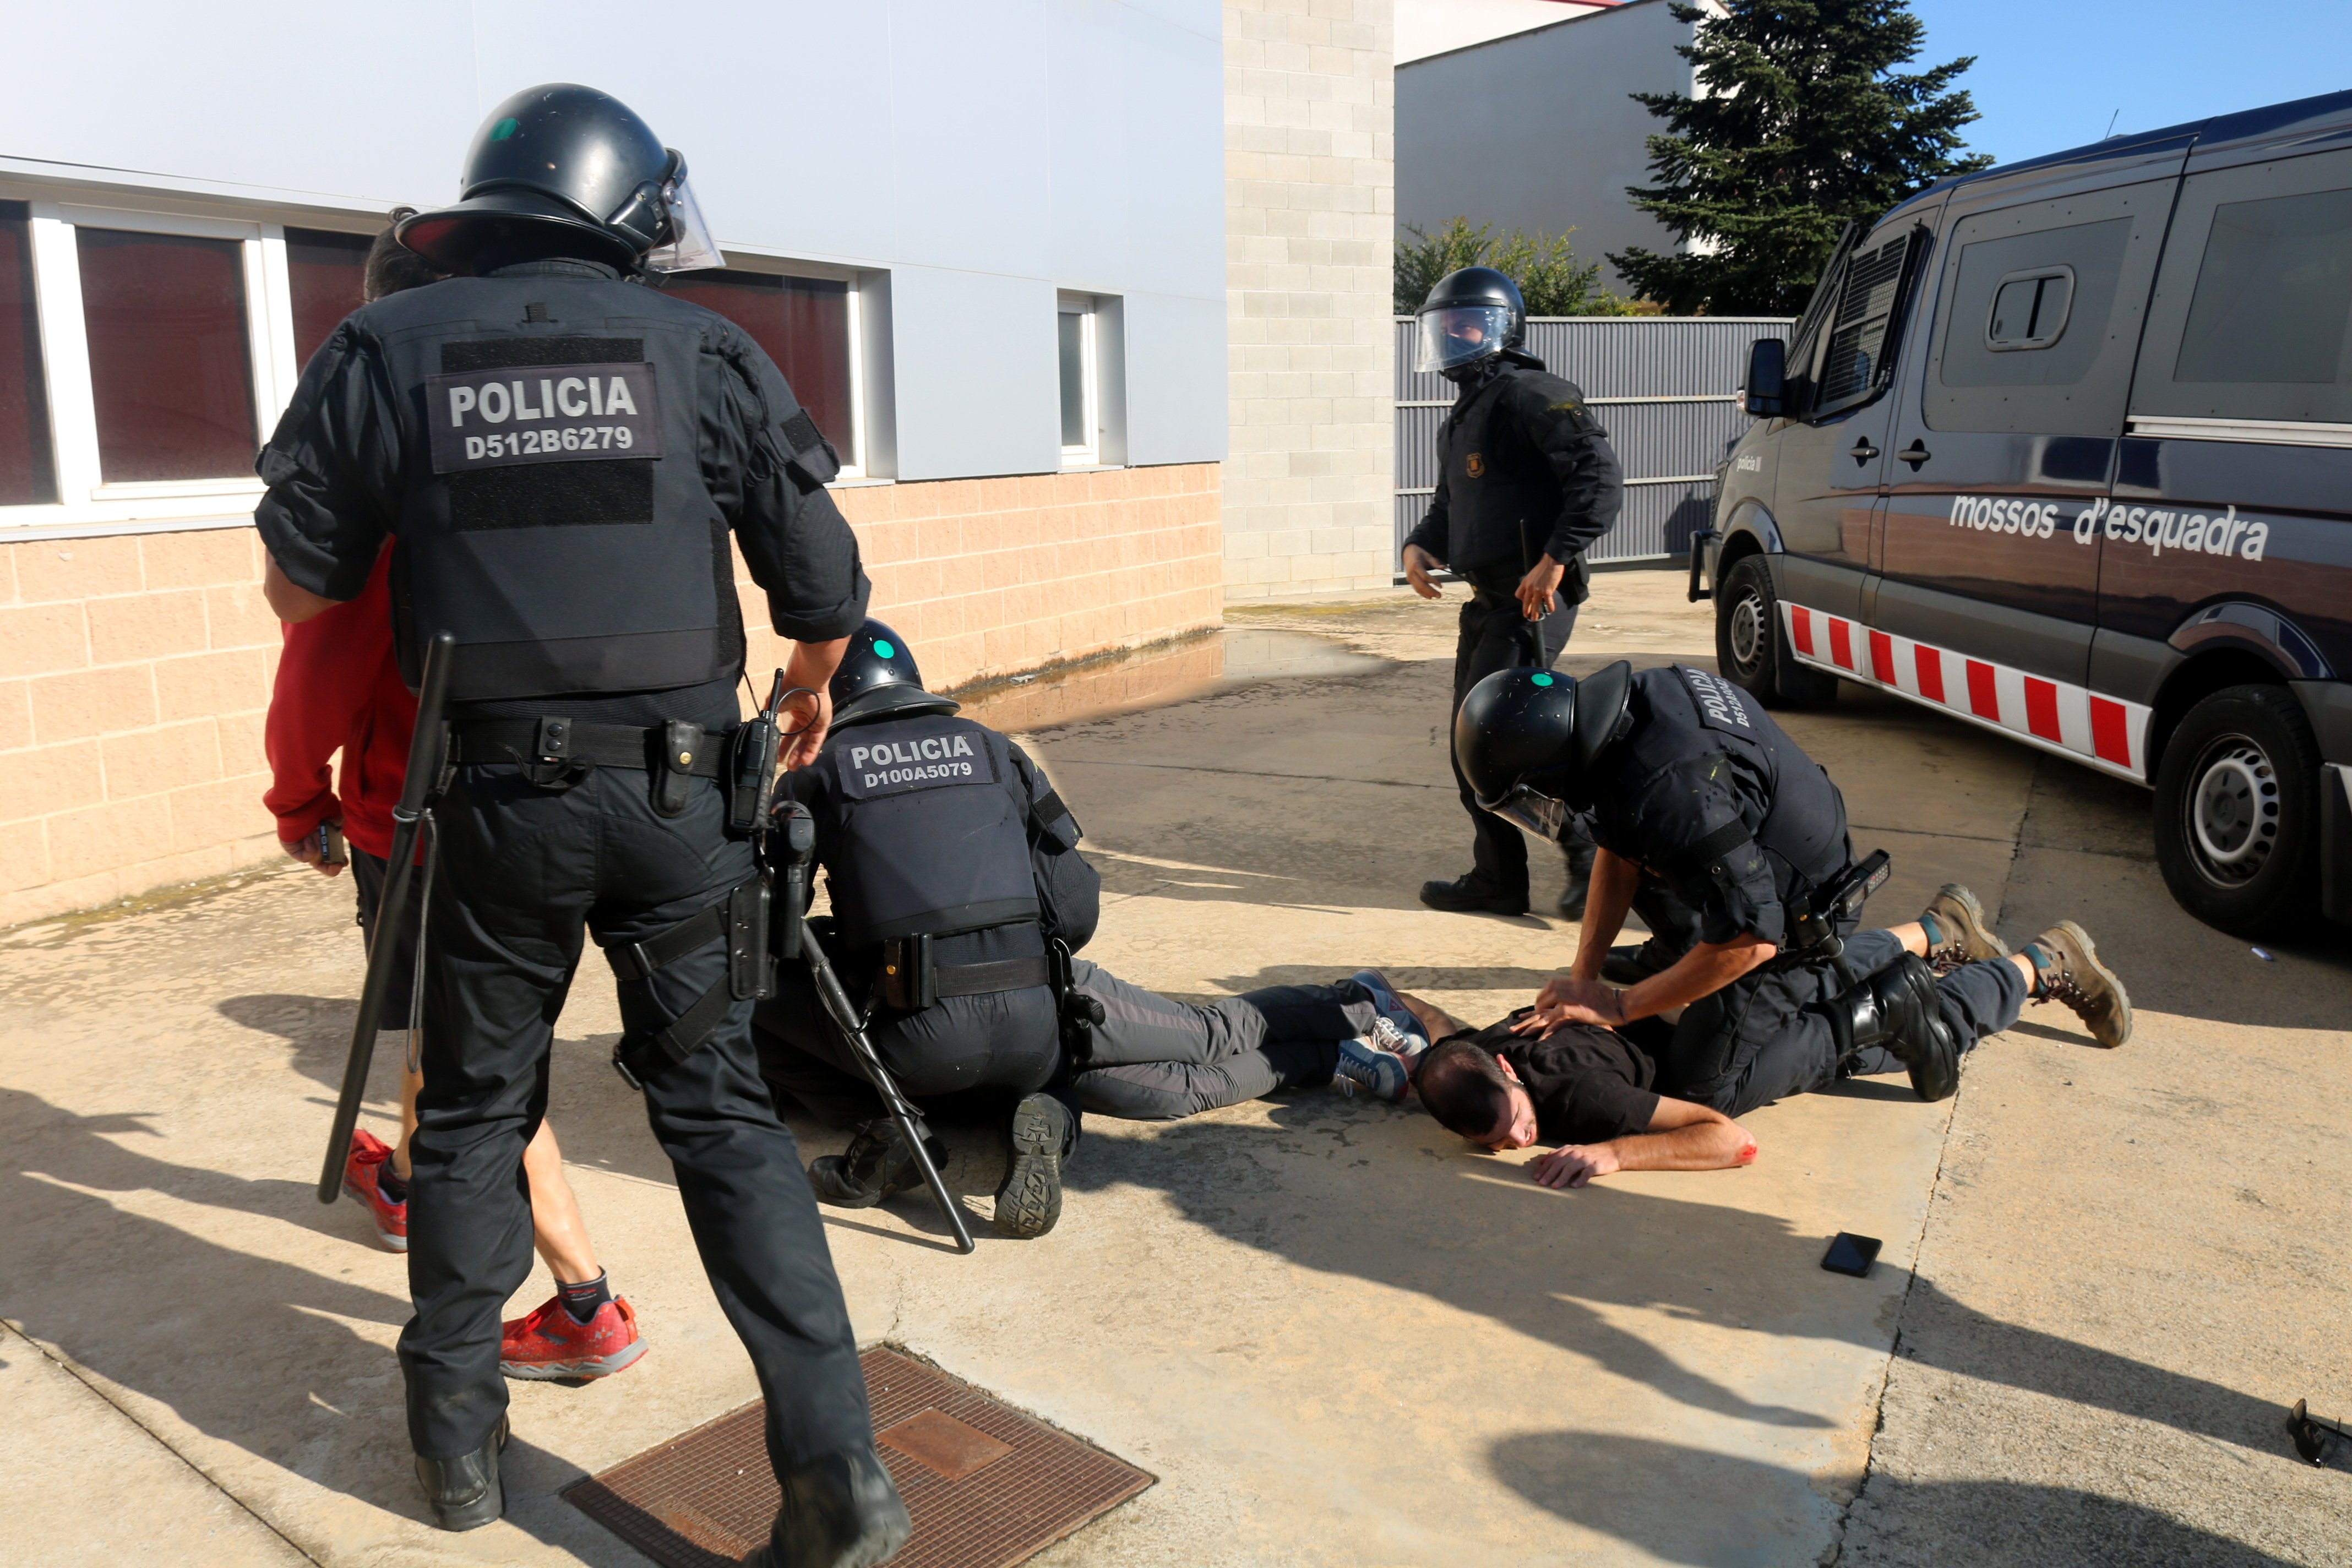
[1223,0,1398,601]
[0,0,1229,482]
[1395,0,1705,291]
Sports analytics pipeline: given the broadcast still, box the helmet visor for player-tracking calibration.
[1416,305,1512,373]
[645,167,723,273]
[1479,782,1569,842]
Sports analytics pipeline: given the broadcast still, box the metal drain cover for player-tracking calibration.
[566,1347,1153,1567]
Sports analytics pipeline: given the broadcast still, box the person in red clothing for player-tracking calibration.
[262,214,644,1382]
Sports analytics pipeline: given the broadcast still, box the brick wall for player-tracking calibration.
[0,462,1221,928]
[1223,0,1397,601]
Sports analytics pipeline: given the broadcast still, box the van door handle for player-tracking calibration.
[1899,441,1931,468]
[1848,439,1880,465]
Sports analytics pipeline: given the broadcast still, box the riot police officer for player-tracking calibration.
[753,623,1091,1240]
[1401,268,1625,919]
[254,85,907,1565]
[1453,662,2133,1114]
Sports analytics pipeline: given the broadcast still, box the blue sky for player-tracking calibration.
[1905,1,2352,167]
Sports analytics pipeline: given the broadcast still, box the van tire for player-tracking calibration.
[2153,684,2322,937]
[1715,555,1838,709]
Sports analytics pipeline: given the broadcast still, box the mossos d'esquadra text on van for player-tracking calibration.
[1946,493,2270,562]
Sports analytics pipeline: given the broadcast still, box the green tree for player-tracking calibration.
[1609,1,1992,315]
[1395,218,1642,317]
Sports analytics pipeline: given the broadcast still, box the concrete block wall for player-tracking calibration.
[1223,0,1398,601]
[0,465,1224,928]
[0,529,282,929]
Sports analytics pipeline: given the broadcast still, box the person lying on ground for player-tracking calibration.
[1414,885,2118,1185]
[257,211,643,1381]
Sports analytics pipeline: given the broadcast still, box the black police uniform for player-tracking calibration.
[255,258,879,1476]
[754,709,1089,1126]
[1404,356,1623,901]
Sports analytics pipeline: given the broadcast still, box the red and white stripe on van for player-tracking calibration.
[1782,602,2153,782]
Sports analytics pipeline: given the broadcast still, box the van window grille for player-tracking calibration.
[1816,237,1910,407]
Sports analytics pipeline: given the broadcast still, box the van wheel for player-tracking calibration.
[2153,684,2322,936]
[1714,556,1838,708]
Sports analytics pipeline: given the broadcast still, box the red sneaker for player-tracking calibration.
[340,1129,407,1252]
[499,1295,646,1381]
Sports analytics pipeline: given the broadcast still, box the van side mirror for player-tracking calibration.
[1744,337,1788,418]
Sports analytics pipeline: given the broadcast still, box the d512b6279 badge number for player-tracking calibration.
[425,361,664,473]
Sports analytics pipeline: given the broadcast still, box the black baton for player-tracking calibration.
[776,803,976,1254]
[316,631,456,1205]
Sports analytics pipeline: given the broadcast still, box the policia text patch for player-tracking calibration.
[426,362,664,473]
[838,729,999,799]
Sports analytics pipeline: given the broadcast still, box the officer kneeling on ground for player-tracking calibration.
[255,85,906,1565]
[1453,662,2134,1115]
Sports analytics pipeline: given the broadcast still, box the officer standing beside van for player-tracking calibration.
[254,85,907,1567]
[1401,268,1625,919]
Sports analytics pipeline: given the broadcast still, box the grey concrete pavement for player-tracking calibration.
[1,570,2344,1566]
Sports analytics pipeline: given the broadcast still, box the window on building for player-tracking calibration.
[285,227,373,371]
[76,227,258,483]
[0,202,56,506]
[1058,295,1098,466]
[658,268,856,471]
[2174,187,2352,387]
[1812,232,1914,415]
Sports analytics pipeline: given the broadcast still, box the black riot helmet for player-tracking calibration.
[1453,660,1635,840]
[829,620,960,731]
[1415,266,1527,381]
[397,84,723,276]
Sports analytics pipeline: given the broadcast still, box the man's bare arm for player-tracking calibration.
[1529,1098,1757,1188]
[263,556,337,624]
[1570,847,1640,978]
[1521,931,1778,1032]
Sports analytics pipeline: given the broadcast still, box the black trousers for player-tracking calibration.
[1065,961,1363,1119]
[1452,591,1580,896]
[398,763,872,1476]
[350,848,421,1033]
[1645,929,2028,1117]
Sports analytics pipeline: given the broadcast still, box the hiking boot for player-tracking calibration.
[1600,940,1679,986]
[995,1092,1072,1240]
[807,1119,945,1210]
[1830,954,1962,1102]
[1419,874,1527,916]
[742,1446,911,1568]
[1331,1038,1410,1102]
[341,1128,407,1252]
[500,1294,647,1381]
[1921,884,2008,967]
[416,1415,508,1532]
[2027,921,2132,1048]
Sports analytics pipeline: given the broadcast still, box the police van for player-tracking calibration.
[1695,88,2352,937]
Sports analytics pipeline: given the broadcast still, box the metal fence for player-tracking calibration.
[1394,315,1793,573]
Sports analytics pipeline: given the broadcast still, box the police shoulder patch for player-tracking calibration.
[1679,665,1757,735]
[836,723,1000,800]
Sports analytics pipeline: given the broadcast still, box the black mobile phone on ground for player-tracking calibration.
[1821,1232,1882,1278]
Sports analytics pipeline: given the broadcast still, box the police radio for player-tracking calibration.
[729,669,791,836]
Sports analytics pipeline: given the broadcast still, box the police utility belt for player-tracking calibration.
[449,715,780,1091]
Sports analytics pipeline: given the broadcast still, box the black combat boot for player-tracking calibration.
[415,1414,508,1532]
[1419,874,1527,916]
[1827,955,1962,1102]
[807,1119,945,1209]
[994,1090,1075,1239]
[743,1446,912,1568]
[1600,940,1678,985]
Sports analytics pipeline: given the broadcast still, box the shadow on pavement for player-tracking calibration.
[1059,1106,2304,1460]
[1489,1430,2299,1567]
[0,1087,634,1561]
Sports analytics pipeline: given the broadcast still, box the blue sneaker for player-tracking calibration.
[1350,969,1430,1051]
[1332,1038,1409,1102]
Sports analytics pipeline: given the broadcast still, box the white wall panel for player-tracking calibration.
[1123,291,1227,466]
[888,267,1061,481]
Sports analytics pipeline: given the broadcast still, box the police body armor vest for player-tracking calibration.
[1645,665,1853,903]
[366,269,833,701]
[1436,363,1585,594]
[813,713,1039,947]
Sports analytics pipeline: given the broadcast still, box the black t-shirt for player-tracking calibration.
[1474,1013,1661,1145]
